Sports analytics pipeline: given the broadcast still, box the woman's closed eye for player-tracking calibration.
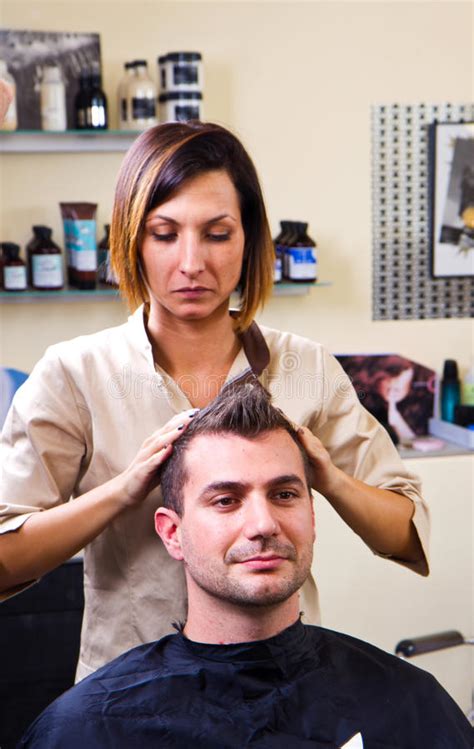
[207,232,230,242]
[151,232,177,242]
[150,231,231,244]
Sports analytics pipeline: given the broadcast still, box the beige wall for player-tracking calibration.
[1,1,473,372]
[1,0,473,713]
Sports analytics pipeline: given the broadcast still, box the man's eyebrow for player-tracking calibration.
[266,474,307,491]
[145,213,237,226]
[198,475,306,500]
[198,480,249,500]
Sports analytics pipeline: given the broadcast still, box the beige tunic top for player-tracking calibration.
[0,307,429,681]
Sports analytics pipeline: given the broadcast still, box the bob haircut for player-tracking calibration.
[110,121,275,332]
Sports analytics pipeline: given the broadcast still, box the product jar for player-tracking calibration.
[164,52,203,92]
[159,91,203,122]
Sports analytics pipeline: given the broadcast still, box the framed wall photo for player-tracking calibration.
[0,29,101,130]
[429,120,474,278]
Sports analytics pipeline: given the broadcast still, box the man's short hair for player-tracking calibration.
[160,379,313,516]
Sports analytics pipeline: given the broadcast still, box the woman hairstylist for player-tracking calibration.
[0,122,429,681]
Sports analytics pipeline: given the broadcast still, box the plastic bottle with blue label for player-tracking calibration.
[285,221,317,282]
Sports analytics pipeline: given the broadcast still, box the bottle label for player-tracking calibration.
[273,256,282,283]
[286,247,317,280]
[4,265,27,290]
[87,104,106,128]
[172,64,198,86]
[63,219,97,271]
[174,105,200,121]
[132,97,156,120]
[32,254,63,288]
[276,244,287,277]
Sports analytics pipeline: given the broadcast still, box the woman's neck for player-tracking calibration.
[145,303,242,407]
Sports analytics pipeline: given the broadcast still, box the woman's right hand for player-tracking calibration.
[114,409,199,508]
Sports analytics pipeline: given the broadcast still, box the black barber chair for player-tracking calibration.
[0,558,84,748]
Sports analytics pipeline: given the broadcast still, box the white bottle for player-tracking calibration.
[127,60,157,131]
[40,65,67,132]
[117,61,136,130]
[0,59,18,131]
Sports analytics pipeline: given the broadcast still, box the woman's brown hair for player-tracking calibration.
[110,121,275,332]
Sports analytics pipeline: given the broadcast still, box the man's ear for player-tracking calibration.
[155,507,184,561]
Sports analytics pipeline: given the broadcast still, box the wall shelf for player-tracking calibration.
[0,281,331,304]
[0,286,121,303]
[0,130,140,153]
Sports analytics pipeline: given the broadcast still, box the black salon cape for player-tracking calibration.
[19,620,473,748]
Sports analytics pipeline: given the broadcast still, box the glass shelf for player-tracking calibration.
[0,281,331,304]
[0,286,121,303]
[0,129,141,153]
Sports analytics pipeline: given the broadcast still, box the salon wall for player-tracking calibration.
[1,0,473,713]
[1,1,473,373]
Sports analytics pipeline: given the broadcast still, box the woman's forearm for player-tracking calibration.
[322,467,423,561]
[0,476,128,593]
[0,411,195,594]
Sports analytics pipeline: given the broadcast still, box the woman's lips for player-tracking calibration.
[174,287,211,298]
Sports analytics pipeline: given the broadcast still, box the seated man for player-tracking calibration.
[20,382,473,748]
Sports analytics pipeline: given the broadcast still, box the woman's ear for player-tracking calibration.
[155,507,184,561]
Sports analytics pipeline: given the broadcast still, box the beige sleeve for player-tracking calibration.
[310,348,430,576]
[0,347,90,534]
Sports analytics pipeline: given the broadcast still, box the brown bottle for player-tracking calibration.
[27,225,64,290]
[2,243,27,291]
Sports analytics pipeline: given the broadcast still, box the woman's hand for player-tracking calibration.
[296,426,343,498]
[114,409,199,508]
[296,425,423,562]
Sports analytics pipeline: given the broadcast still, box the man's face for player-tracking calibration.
[157,429,315,609]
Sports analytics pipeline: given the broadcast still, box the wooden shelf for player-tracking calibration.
[0,130,140,153]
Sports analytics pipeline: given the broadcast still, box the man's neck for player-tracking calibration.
[182,589,301,645]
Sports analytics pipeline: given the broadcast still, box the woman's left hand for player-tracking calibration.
[296,425,423,562]
[296,426,343,498]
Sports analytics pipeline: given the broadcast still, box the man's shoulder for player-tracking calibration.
[19,635,177,744]
[307,623,453,700]
[72,633,176,695]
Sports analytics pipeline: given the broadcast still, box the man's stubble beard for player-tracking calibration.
[181,535,313,609]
